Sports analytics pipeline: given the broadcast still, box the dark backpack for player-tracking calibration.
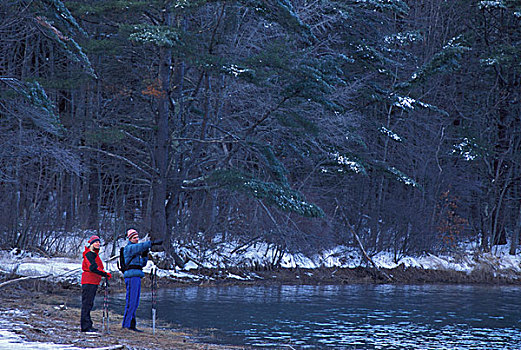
[117,247,128,272]
[117,247,143,272]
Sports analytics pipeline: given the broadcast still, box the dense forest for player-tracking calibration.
[1,0,520,263]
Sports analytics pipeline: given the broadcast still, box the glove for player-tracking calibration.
[141,249,149,258]
[151,240,163,246]
[104,272,112,280]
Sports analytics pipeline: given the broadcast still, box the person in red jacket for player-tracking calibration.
[80,235,112,332]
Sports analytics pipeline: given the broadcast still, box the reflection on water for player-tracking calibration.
[107,284,521,349]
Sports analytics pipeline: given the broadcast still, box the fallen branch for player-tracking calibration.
[336,204,393,282]
[0,274,52,288]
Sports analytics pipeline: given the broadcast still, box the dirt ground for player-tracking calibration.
[1,265,520,349]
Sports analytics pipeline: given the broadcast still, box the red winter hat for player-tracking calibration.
[88,235,100,245]
[127,229,138,240]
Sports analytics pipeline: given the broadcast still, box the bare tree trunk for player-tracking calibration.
[150,4,173,243]
[14,119,22,248]
[87,160,100,231]
[64,174,74,232]
[165,28,186,239]
[510,201,521,255]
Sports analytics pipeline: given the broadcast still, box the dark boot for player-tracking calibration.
[129,318,143,332]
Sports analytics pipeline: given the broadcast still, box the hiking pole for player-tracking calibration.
[151,267,157,335]
[102,277,110,334]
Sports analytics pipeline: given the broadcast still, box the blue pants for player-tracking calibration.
[122,277,142,328]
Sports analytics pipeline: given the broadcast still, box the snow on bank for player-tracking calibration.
[176,239,521,276]
[2,253,79,281]
[0,310,83,350]
[0,329,82,350]
[2,240,521,284]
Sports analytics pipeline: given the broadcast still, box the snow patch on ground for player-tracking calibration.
[0,312,83,350]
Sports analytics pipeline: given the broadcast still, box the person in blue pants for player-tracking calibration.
[122,228,162,332]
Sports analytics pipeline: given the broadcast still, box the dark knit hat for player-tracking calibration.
[127,229,138,240]
[88,235,101,245]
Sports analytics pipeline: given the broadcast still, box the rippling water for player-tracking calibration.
[108,284,521,349]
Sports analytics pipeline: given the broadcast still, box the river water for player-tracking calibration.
[107,284,521,349]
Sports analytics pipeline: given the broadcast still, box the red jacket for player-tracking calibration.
[81,247,107,285]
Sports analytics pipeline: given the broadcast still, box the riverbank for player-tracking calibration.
[3,263,521,349]
[1,263,520,349]
[40,263,521,293]
[0,277,248,350]
[181,264,521,286]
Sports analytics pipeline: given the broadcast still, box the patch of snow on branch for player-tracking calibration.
[379,126,402,142]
